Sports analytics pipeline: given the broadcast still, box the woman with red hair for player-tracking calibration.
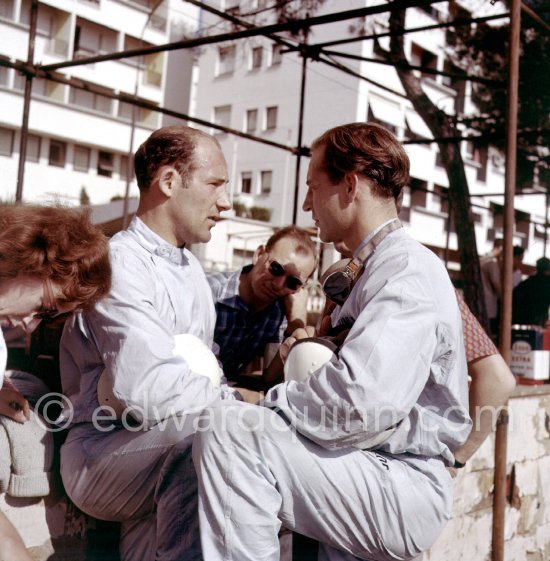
[0,204,111,561]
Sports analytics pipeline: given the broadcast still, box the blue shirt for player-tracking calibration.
[206,266,287,379]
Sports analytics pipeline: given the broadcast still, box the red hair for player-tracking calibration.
[0,204,111,310]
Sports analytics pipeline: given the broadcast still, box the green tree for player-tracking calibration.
[384,2,549,324]
[383,7,487,324]
[447,1,549,190]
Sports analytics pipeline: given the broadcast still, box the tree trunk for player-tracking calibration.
[386,9,488,327]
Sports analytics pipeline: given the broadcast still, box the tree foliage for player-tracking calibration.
[447,1,550,189]
[382,8,487,324]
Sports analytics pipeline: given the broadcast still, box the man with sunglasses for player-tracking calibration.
[187,123,471,561]
[206,226,317,384]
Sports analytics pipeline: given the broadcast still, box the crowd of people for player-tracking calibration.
[0,123,523,561]
[480,238,550,340]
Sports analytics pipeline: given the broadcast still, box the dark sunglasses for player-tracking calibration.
[267,259,304,291]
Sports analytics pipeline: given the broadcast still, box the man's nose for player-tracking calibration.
[302,187,312,212]
[217,187,232,211]
[273,274,288,291]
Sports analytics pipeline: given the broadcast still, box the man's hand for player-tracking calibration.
[0,383,30,423]
[279,325,316,363]
[283,289,309,334]
[234,387,263,405]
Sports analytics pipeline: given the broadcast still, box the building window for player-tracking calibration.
[123,36,150,69]
[410,43,438,79]
[246,109,258,133]
[0,1,14,19]
[251,46,263,69]
[70,85,113,114]
[20,0,55,36]
[214,105,231,132]
[0,128,14,156]
[433,184,449,214]
[367,102,399,136]
[98,150,114,177]
[217,45,236,76]
[49,140,66,167]
[13,72,24,91]
[149,5,167,32]
[265,106,277,130]
[118,101,149,124]
[409,177,427,208]
[144,53,164,87]
[271,44,283,65]
[241,171,252,194]
[74,145,90,171]
[0,63,9,87]
[260,170,272,194]
[74,19,117,59]
[27,134,41,162]
[31,78,48,97]
[123,36,163,86]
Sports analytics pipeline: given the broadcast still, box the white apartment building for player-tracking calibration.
[190,0,548,274]
[0,0,198,206]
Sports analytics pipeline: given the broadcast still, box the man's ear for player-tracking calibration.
[157,166,179,198]
[252,245,266,265]
[343,172,360,202]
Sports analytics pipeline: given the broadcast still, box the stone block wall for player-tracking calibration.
[425,385,550,561]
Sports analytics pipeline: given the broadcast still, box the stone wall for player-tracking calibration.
[425,385,550,561]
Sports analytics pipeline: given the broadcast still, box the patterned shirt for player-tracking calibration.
[206,266,287,380]
[456,290,499,363]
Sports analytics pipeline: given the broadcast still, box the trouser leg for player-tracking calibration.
[154,433,202,561]
[61,414,201,561]
[317,544,364,561]
[192,402,452,561]
[120,515,156,561]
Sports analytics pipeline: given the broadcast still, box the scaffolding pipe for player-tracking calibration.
[321,49,503,86]
[545,190,549,255]
[292,42,309,225]
[310,12,510,49]
[1,59,297,154]
[40,0,441,72]
[493,0,522,558]
[444,197,452,269]
[15,0,38,202]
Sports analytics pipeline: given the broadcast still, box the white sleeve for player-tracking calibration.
[263,252,440,450]
[71,248,223,426]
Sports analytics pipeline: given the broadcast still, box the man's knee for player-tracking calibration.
[193,402,272,458]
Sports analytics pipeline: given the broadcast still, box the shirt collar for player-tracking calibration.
[353,218,400,260]
[128,217,189,266]
[217,266,252,310]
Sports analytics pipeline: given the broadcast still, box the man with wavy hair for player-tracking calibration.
[189,123,471,561]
